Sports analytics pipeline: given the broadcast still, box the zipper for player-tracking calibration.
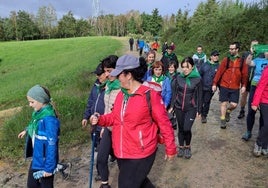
[182,83,187,110]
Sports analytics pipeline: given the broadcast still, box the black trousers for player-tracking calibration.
[257,103,268,148]
[201,90,214,117]
[175,108,196,146]
[117,150,157,188]
[27,165,54,188]
[96,128,114,181]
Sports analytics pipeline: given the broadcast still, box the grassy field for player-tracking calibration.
[0,37,123,160]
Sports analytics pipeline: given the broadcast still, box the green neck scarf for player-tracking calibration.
[180,66,200,86]
[121,88,135,102]
[208,60,219,66]
[96,80,107,94]
[228,53,240,61]
[152,74,166,83]
[106,79,121,94]
[164,52,174,59]
[195,52,206,59]
[166,71,177,79]
[27,104,55,138]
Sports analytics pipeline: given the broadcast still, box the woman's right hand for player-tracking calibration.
[18,130,26,138]
[89,113,100,125]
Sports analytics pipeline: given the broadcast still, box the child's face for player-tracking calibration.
[168,64,175,74]
[153,67,163,77]
[27,96,44,111]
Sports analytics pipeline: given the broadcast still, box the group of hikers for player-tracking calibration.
[17,38,268,188]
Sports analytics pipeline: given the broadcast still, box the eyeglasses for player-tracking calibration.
[229,48,236,50]
[213,54,219,57]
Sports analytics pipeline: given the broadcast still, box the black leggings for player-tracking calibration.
[117,150,157,188]
[96,128,114,181]
[27,166,54,188]
[175,108,196,146]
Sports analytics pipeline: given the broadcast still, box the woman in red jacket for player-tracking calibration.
[90,54,176,188]
[251,61,268,157]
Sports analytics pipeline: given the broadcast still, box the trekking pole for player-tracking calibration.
[89,128,96,188]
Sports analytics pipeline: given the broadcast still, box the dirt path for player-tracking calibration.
[1,37,268,188]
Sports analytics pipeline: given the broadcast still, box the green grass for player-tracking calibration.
[0,36,123,160]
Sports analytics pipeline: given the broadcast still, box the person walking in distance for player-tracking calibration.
[199,50,220,123]
[212,42,248,129]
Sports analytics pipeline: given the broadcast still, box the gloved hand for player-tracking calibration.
[33,170,45,179]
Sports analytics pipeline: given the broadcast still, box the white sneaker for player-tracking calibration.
[253,143,262,157]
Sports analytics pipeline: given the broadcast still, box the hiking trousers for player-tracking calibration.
[257,103,268,149]
[117,150,157,188]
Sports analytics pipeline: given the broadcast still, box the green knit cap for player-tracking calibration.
[27,85,50,103]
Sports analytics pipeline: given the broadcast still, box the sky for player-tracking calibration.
[0,0,257,19]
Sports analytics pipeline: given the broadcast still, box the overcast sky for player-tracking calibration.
[0,0,257,19]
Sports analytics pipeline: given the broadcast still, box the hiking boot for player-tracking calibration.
[99,184,111,188]
[58,162,72,179]
[95,174,102,181]
[225,110,231,122]
[237,110,245,119]
[253,143,262,157]
[109,155,116,162]
[177,147,184,158]
[201,116,207,124]
[184,147,192,159]
[220,119,226,129]
[261,148,268,156]
[242,131,251,141]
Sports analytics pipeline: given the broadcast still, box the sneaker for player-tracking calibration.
[201,116,207,124]
[225,110,231,122]
[253,143,262,157]
[99,184,111,188]
[95,174,102,181]
[58,162,72,180]
[237,110,245,119]
[242,131,252,141]
[220,119,226,129]
[261,148,268,156]
[184,147,192,159]
[109,155,116,162]
[177,147,184,158]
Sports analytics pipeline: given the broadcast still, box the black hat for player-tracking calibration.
[211,50,220,56]
[93,63,104,76]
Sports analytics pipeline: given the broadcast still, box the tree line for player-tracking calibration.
[0,0,267,55]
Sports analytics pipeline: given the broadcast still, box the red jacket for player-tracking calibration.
[98,85,177,159]
[252,66,268,106]
[213,57,248,89]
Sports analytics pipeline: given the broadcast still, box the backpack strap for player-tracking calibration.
[145,90,153,124]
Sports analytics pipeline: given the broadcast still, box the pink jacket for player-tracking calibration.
[252,66,268,106]
[98,85,177,159]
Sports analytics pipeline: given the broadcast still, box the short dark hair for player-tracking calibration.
[232,42,240,50]
[101,55,118,69]
[180,56,194,68]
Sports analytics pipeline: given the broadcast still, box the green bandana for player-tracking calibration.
[27,104,55,138]
[180,66,200,86]
[152,74,166,83]
[195,52,206,59]
[228,53,240,61]
[96,80,107,94]
[166,71,178,79]
[106,79,121,94]
[164,52,175,60]
[121,88,135,101]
